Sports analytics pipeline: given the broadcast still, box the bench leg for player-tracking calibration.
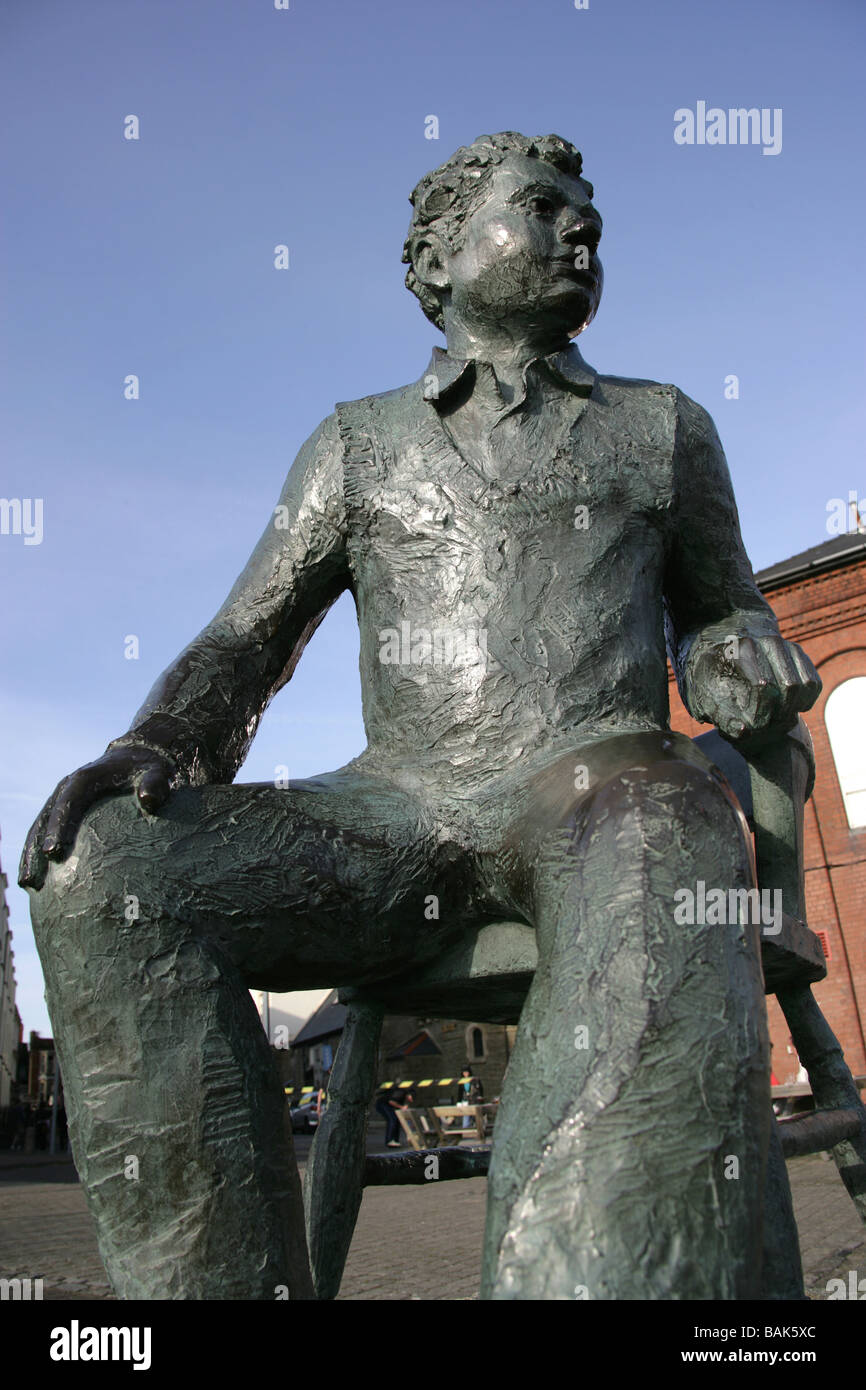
[761,1114,806,1298]
[779,984,866,1227]
[303,997,383,1299]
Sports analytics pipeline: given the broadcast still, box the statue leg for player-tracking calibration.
[481,738,770,1299]
[28,771,464,1299]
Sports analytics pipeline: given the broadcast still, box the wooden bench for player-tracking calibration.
[396,1103,497,1150]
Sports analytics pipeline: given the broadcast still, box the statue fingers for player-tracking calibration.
[18,801,54,890]
[761,640,818,727]
[787,642,822,710]
[41,763,127,861]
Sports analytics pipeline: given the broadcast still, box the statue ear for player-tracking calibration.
[412,232,450,292]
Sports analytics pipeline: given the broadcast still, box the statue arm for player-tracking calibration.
[664,389,819,738]
[664,389,777,659]
[108,412,350,784]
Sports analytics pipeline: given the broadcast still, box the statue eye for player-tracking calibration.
[529,194,556,215]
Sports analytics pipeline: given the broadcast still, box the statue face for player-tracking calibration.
[443,153,603,338]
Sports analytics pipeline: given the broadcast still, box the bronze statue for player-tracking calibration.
[20,132,821,1299]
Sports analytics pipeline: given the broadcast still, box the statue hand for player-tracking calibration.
[682,632,821,746]
[18,745,175,891]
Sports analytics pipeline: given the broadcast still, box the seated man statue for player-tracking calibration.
[20,131,820,1301]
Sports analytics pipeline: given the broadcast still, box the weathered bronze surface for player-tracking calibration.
[21,133,823,1300]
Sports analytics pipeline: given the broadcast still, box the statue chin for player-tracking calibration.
[567,278,603,338]
[568,303,598,338]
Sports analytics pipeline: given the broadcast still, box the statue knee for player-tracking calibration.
[528,732,746,847]
[582,754,749,849]
[32,793,146,931]
[530,756,753,922]
[531,755,761,972]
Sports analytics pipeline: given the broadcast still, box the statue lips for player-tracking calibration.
[551,255,599,289]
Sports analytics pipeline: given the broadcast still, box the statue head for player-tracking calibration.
[402,132,603,342]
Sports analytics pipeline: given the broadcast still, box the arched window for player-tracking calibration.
[825,676,866,829]
[469,1026,486,1060]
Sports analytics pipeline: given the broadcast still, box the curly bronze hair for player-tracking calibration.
[402,132,590,331]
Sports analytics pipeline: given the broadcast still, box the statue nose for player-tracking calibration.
[562,218,601,253]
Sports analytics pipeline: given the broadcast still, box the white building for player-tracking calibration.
[249,989,331,1051]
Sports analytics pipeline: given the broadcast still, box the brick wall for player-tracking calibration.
[378,1016,517,1103]
[283,1016,518,1113]
[668,552,866,1080]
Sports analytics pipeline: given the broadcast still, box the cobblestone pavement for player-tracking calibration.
[793,1153,866,1300]
[0,1145,862,1301]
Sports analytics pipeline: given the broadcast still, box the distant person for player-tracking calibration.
[456,1065,484,1104]
[10,1101,28,1151]
[375,1086,404,1147]
[35,1102,50,1151]
[456,1065,483,1129]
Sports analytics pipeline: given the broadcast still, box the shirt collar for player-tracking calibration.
[421,342,597,404]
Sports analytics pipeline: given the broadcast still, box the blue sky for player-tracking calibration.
[2,0,864,1036]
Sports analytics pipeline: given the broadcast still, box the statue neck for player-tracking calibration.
[442,313,571,400]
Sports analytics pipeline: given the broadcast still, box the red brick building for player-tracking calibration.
[668,533,866,1081]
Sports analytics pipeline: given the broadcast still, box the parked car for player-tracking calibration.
[290,1092,321,1134]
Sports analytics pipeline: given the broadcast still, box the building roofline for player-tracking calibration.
[290,990,346,1048]
[755,534,866,591]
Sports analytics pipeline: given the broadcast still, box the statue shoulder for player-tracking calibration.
[595,374,722,453]
[595,369,679,405]
[335,377,419,418]
[334,377,424,448]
